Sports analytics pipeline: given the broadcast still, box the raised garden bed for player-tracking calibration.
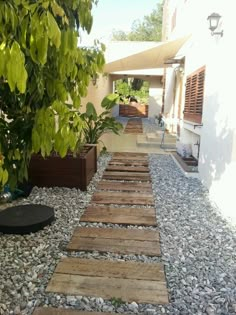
[28,145,97,191]
[119,104,148,117]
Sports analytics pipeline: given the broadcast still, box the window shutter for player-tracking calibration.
[184,66,205,124]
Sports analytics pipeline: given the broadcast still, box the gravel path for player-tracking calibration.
[0,153,235,315]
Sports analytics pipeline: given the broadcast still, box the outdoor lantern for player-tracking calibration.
[207,13,223,37]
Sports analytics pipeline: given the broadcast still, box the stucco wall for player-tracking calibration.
[164,0,236,223]
[80,74,112,115]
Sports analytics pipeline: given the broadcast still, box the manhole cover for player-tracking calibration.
[0,204,55,234]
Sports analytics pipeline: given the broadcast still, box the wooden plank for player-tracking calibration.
[97,181,152,192]
[106,165,149,172]
[33,308,116,315]
[67,238,160,256]
[80,205,157,226]
[109,160,148,166]
[103,171,151,181]
[55,258,165,281]
[113,152,148,158]
[67,227,160,256]
[46,274,168,304]
[91,191,154,205]
[71,227,159,240]
[85,205,156,215]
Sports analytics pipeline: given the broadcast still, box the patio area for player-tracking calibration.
[0,119,235,315]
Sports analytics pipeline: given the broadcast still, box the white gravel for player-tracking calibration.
[0,152,235,315]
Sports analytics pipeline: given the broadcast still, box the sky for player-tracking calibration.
[80,0,159,45]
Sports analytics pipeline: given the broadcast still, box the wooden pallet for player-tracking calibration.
[97,181,153,192]
[67,227,161,256]
[46,258,168,304]
[80,205,157,226]
[91,191,154,205]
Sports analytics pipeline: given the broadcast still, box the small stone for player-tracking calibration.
[13,306,21,314]
[206,306,216,315]
[145,308,157,315]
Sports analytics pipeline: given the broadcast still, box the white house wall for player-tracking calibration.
[164,0,236,223]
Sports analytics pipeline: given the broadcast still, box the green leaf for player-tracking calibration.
[86,102,97,119]
[51,1,65,17]
[2,169,8,186]
[101,93,119,109]
[47,12,61,48]
[7,41,28,93]
[36,35,48,65]
[32,128,41,153]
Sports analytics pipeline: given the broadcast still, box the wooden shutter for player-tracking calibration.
[184,66,205,124]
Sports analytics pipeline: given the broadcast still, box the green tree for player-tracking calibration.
[112,1,163,41]
[0,0,105,190]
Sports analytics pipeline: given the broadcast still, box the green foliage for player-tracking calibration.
[115,79,150,104]
[80,94,123,145]
[0,0,105,191]
[110,297,125,307]
[112,1,164,41]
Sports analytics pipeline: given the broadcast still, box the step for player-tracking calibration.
[137,135,176,147]
[46,258,168,304]
[91,191,154,205]
[67,227,161,256]
[80,205,157,226]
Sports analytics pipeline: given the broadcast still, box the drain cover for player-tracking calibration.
[0,204,55,234]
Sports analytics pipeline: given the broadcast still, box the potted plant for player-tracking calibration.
[80,93,123,153]
[0,1,105,194]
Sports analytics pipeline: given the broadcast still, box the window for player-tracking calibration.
[184,66,205,124]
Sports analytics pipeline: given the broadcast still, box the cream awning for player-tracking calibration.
[104,36,190,73]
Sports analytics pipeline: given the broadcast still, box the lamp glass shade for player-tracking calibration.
[207,13,221,32]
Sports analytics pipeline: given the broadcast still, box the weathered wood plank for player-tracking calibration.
[103,171,151,181]
[91,191,154,205]
[67,227,160,256]
[71,227,159,240]
[33,308,116,315]
[97,181,152,192]
[46,274,168,304]
[85,205,156,215]
[80,205,157,226]
[109,160,148,166]
[67,237,160,256]
[113,152,148,158]
[106,165,149,172]
[55,258,165,281]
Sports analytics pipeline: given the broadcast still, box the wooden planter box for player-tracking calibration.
[28,145,97,191]
[119,104,148,117]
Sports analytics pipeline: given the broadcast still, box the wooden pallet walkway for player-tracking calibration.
[124,118,143,134]
[45,152,169,306]
[46,258,168,304]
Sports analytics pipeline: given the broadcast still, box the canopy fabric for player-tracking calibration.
[104,36,190,73]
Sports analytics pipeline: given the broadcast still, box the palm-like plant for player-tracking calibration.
[81,94,123,145]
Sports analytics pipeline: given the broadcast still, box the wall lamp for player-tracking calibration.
[207,13,223,37]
